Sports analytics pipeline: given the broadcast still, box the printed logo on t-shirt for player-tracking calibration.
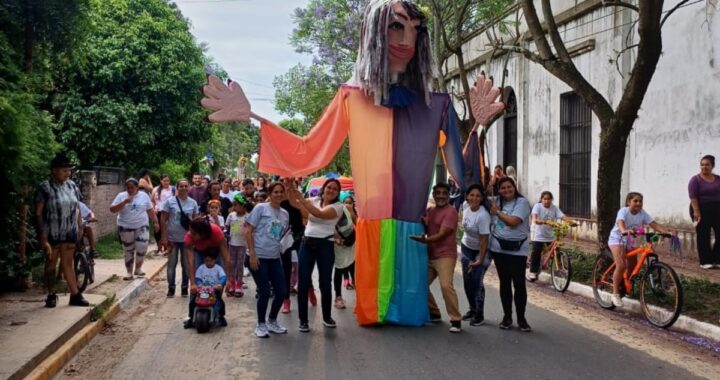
[269,219,284,241]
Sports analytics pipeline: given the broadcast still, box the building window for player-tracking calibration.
[502,88,518,170]
[559,92,591,218]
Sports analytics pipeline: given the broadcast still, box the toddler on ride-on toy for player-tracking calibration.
[184,252,227,332]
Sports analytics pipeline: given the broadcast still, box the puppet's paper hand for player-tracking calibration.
[201,75,251,123]
[470,72,505,127]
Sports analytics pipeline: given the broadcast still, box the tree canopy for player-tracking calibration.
[48,0,209,175]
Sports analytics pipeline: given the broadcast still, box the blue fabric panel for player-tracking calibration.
[385,221,429,326]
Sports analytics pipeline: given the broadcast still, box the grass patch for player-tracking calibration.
[95,233,122,260]
[680,276,720,323]
[91,293,117,321]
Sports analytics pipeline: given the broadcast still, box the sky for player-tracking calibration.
[173,0,312,122]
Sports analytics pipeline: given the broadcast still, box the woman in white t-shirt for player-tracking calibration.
[110,178,159,280]
[287,178,344,332]
[528,191,572,281]
[459,184,492,326]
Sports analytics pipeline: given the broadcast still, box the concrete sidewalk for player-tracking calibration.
[0,254,166,380]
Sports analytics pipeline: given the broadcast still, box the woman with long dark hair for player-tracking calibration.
[287,178,344,332]
[459,184,492,326]
[689,155,720,268]
[245,182,289,337]
[488,177,532,332]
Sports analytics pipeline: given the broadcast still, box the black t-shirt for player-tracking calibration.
[281,200,305,239]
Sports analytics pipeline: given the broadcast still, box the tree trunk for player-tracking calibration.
[596,119,630,248]
[455,49,476,136]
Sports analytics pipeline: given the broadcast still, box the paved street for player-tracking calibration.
[55,262,720,380]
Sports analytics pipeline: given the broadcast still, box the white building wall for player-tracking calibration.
[445,1,720,232]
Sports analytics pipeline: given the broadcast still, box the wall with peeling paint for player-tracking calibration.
[444,1,720,249]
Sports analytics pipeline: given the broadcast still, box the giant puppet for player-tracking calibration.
[201,0,504,326]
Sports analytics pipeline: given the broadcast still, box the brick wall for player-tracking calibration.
[79,171,124,240]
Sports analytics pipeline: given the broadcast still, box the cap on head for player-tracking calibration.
[50,153,74,169]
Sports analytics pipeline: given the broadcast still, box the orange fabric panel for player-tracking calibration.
[354,218,381,325]
[346,88,394,220]
[258,90,349,177]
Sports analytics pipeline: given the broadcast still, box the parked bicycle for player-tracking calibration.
[592,231,683,328]
[75,220,96,293]
[527,220,577,292]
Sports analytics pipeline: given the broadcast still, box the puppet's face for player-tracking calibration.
[387,2,420,74]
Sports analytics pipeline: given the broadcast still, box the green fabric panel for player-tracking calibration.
[377,219,397,322]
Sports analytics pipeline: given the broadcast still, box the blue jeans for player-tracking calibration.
[167,242,188,291]
[298,237,335,323]
[461,243,492,319]
[248,257,286,324]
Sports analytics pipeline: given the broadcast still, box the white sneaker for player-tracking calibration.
[611,294,624,307]
[527,272,538,282]
[700,264,714,269]
[266,320,287,334]
[255,323,269,338]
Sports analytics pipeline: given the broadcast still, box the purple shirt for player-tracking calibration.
[688,174,720,204]
[188,185,207,205]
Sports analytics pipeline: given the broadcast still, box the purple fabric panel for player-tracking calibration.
[689,175,720,204]
[391,94,449,222]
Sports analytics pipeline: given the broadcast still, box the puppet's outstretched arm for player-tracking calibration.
[200,75,349,177]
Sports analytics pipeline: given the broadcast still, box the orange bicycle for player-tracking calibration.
[528,221,577,292]
[592,232,683,328]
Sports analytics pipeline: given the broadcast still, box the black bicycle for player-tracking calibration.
[75,220,96,292]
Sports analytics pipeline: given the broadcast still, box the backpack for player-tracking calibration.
[335,207,355,247]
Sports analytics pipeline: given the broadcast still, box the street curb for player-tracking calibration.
[536,272,720,342]
[25,260,168,380]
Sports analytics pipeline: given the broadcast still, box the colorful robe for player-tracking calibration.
[259,85,465,326]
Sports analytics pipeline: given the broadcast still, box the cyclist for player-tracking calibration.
[608,192,674,307]
[528,191,573,281]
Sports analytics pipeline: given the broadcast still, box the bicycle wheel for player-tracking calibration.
[640,262,683,328]
[74,252,90,293]
[592,253,615,309]
[550,249,572,293]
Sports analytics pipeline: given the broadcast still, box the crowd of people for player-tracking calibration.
[35,152,718,336]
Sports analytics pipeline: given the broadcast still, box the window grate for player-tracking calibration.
[559,92,591,218]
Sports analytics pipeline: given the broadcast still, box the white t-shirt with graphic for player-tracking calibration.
[112,191,153,229]
[226,212,248,247]
[461,202,491,250]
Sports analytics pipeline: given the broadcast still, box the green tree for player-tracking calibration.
[196,122,260,178]
[0,1,89,285]
[49,0,208,174]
